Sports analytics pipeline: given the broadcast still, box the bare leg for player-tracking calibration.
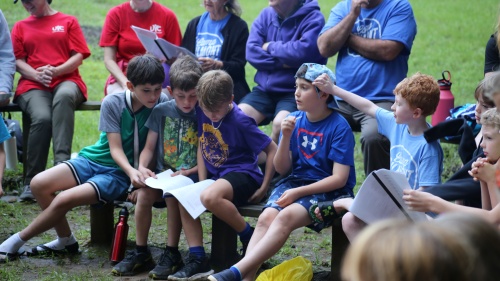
[271,110,290,144]
[166,197,182,247]
[235,204,311,280]
[179,204,203,247]
[245,208,278,256]
[134,187,162,246]
[27,164,84,239]
[200,179,247,232]
[341,212,366,242]
[238,104,266,125]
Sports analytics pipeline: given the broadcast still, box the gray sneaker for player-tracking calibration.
[168,254,214,280]
[19,185,35,201]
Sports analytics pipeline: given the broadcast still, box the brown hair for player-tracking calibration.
[126,54,164,87]
[436,213,500,281]
[475,79,495,107]
[342,219,469,281]
[196,70,233,112]
[393,72,440,116]
[169,56,203,92]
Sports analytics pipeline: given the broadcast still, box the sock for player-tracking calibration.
[189,246,205,259]
[136,245,148,253]
[238,223,253,242]
[34,233,77,252]
[0,233,26,254]
[229,266,242,280]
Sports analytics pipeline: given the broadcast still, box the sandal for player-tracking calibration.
[309,200,345,225]
[27,241,80,257]
[0,249,25,263]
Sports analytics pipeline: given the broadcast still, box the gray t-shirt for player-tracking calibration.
[146,100,197,172]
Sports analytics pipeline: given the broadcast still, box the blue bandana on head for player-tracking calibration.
[295,63,339,109]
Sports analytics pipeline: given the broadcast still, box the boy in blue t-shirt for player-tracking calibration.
[208,63,356,281]
[0,120,11,198]
[112,56,213,280]
[0,54,168,263]
[314,72,443,241]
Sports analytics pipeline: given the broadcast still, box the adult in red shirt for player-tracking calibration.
[11,0,91,201]
[100,0,182,95]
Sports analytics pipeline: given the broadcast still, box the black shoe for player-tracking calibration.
[27,241,80,257]
[168,254,214,280]
[149,247,184,280]
[19,185,35,202]
[111,249,155,276]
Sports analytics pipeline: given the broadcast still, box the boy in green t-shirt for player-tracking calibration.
[0,54,168,263]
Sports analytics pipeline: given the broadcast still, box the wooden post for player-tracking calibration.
[90,203,114,245]
[210,215,239,271]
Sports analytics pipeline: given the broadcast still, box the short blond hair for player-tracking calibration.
[482,71,500,101]
[480,108,500,131]
[196,70,233,112]
[342,219,469,281]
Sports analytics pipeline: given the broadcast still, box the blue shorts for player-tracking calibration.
[265,175,354,232]
[239,87,297,125]
[64,157,130,205]
[221,172,259,207]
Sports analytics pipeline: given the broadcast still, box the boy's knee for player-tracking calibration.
[256,211,275,229]
[342,212,364,242]
[200,190,215,208]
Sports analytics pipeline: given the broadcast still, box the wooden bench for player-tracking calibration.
[210,204,349,281]
[0,101,102,178]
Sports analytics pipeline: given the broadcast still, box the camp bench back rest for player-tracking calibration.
[0,101,101,179]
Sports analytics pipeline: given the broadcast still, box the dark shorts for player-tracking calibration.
[265,175,354,232]
[221,172,259,207]
[64,156,130,205]
[239,87,297,125]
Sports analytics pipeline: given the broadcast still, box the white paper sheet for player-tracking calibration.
[131,25,167,61]
[350,169,427,224]
[145,169,214,219]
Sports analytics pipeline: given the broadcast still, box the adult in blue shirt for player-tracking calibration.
[0,9,15,107]
[317,0,417,176]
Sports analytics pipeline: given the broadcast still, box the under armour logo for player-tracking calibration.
[302,136,317,150]
[150,24,162,34]
[52,25,65,33]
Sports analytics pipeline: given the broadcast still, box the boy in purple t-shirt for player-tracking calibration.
[196,70,277,256]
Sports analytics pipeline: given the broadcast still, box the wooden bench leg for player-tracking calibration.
[211,215,239,271]
[330,218,349,281]
[90,203,114,245]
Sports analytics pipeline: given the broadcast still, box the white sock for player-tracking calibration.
[0,233,26,254]
[35,233,77,251]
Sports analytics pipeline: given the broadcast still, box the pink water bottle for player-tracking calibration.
[431,70,455,126]
[110,207,129,263]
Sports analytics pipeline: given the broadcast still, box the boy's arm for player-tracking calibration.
[197,144,207,181]
[313,74,379,117]
[273,118,294,175]
[138,129,158,180]
[107,132,146,188]
[275,162,351,208]
[249,140,277,203]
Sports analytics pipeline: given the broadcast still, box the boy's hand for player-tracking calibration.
[138,166,156,179]
[312,73,335,96]
[172,169,189,177]
[248,186,267,204]
[402,189,433,212]
[469,157,489,181]
[275,189,300,208]
[129,169,146,188]
[281,116,297,138]
[472,160,496,183]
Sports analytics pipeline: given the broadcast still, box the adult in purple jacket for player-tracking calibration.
[239,0,326,144]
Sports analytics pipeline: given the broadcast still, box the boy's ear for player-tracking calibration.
[413,107,423,118]
[126,81,134,92]
[166,86,173,95]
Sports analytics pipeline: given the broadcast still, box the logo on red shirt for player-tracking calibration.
[150,24,162,34]
[52,25,65,33]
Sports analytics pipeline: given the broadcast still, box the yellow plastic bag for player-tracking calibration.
[256,256,313,281]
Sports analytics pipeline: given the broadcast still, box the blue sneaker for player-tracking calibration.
[207,269,238,281]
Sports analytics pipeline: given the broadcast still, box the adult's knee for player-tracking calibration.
[360,130,388,148]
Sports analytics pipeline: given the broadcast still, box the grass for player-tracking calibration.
[0,0,499,279]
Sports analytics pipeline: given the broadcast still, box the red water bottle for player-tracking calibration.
[110,207,129,263]
[431,70,455,126]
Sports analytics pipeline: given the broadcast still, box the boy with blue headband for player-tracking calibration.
[208,63,356,281]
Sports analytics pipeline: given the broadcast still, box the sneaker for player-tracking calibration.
[111,249,155,276]
[207,269,238,281]
[168,254,214,281]
[149,247,184,280]
[19,185,35,202]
